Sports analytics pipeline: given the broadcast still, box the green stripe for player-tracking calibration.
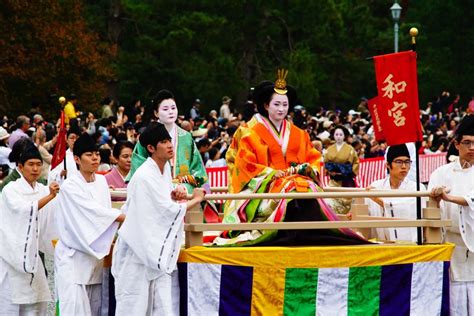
[283,268,318,316]
[348,266,381,316]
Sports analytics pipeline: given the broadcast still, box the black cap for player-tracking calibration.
[73,133,98,157]
[387,144,410,163]
[19,142,42,165]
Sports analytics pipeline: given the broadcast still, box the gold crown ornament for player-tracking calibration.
[274,68,288,95]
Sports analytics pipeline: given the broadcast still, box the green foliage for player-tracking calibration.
[3,0,474,118]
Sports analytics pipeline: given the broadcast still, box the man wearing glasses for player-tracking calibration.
[429,115,474,316]
[366,143,425,242]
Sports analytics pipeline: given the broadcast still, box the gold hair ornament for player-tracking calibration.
[274,68,288,95]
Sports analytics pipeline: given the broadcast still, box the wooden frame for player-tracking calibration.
[110,187,450,248]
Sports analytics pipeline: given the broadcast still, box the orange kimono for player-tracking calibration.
[214,116,325,246]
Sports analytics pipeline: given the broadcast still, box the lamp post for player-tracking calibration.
[390,1,402,52]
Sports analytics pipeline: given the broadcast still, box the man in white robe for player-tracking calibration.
[0,143,59,315]
[112,123,205,315]
[428,115,474,316]
[48,126,80,184]
[55,133,125,315]
[367,144,426,242]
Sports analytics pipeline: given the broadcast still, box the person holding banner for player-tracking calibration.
[48,125,81,184]
[429,115,474,315]
[366,144,426,242]
[214,69,367,246]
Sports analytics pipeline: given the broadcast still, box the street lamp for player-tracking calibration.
[390,1,402,52]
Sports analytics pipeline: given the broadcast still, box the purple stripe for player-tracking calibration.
[219,265,253,316]
[178,262,188,315]
[379,264,413,316]
[441,261,450,316]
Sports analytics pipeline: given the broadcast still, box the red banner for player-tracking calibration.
[51,111,67,170]
[367,96,385,141]
[373,51,423,145]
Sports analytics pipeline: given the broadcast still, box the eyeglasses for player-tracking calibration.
[392,159,412,166]
[458,140,474,148]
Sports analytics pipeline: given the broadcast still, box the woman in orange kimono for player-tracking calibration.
[214,70,366,246]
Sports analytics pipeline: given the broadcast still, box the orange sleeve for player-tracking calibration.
[230,130,270,193]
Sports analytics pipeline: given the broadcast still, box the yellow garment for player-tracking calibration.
[64,101,77,124]
[180,243,454,268]
[324,142,359,178]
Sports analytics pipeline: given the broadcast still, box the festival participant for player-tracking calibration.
[48,125,81,184]
[214,69,366,246]
[0,143,59,314]
[105,141,134,198]
[63,94,78,125]
[324,126,359,186]
[324,125,360,213]
[127,89,208,193]
[366,144,426,242]
[428,115,474,316]
[55,133,125,315]
[431,186,474,250]
[0,138,47,191]
[112,123,205,315]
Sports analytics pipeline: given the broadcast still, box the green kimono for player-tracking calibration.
[126,125,208,193]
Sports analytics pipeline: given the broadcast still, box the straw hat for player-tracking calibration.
[0,127,10,141]
[191,128,208,138]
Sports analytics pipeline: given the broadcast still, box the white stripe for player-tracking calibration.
[188,263,222,315]
[410,261,444,315]
[316,268,349,315]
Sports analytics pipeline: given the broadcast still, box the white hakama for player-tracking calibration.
[428,159,474,315]
[55,173,121,315]
[0,177,56,314]
[112,158,186,315]
[367,177,426,242]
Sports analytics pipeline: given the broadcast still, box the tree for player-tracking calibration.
[0,0,113,119]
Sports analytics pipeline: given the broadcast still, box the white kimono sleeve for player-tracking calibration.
[460,190,474,252]
[57,179,121,259]
[0,187,40,274]
[118,175,186,274]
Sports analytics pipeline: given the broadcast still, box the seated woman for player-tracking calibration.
[214,69,367,246]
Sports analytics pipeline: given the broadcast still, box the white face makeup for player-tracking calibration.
[334,128,345,144]
[157,99,178,125]
[265,93,289,127]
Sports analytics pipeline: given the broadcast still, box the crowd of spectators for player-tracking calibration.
[0,90,472,181]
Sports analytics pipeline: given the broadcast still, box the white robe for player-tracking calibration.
[428,159,474,282]
[367,177,426,242]
[0,177,56,306]
[112,158,186,315]
[55,172,121,315]
[459,190,474,252]
[48,149,79,185]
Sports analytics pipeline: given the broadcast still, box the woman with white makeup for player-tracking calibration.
[214,69,366,246]
[125,90,220,224]
[127,90,209,195]
[324,126,359,188]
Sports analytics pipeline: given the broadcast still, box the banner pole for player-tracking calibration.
[410,27,423,245]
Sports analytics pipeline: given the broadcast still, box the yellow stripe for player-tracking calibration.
[251,266,286,316]
[179,243,454,268]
